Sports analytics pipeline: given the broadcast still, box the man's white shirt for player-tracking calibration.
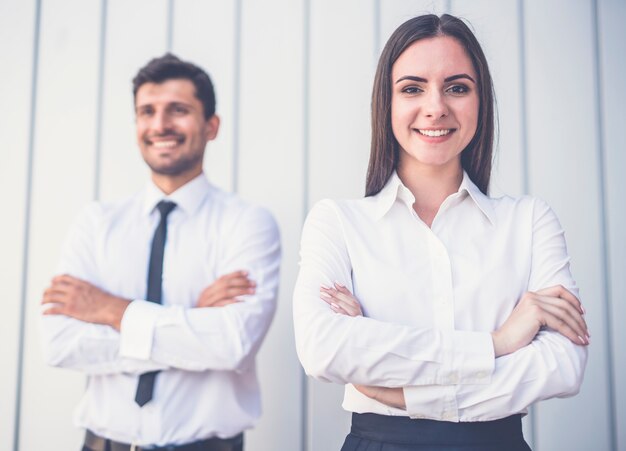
[41,173,281,446]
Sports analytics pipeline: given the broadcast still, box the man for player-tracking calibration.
[41,53,280,451]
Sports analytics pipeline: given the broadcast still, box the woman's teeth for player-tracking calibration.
[418,129,452,137]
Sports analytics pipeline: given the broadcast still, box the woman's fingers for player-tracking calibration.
[537,294,588,335]
[536,285,584,314]
[535,298,588,345]
[320,284,363,316]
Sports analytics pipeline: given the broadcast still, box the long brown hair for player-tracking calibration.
[366,14,494,196]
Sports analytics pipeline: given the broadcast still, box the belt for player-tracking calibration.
[84,430,243,451]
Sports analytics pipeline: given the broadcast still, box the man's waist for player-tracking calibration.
[84,430,243,451]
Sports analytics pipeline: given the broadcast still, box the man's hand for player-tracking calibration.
[195,270,256,308]
[491,285,589,357]
[42,275,130,330]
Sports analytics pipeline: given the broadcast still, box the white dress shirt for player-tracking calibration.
[41,173,281,446]
[293,171,587,422]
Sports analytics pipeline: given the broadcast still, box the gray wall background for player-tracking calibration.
[1,0,624,450]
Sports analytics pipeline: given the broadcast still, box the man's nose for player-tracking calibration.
[150,112,172,133]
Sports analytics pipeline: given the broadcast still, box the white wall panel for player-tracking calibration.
[451,0,525,198]
[0,1,36,450]
[598,1,626,450]
[98,0,168,202]
[307,0,376,449]
[172,0,237,193]
[448,1,532,443]
[238,1,305,449]
[18,0,102,449]
[3,1,624,450]
[379,0,447,53]
[525,1,611,449]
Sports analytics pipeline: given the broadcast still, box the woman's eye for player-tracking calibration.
[401,86,423,94]
[446,84,469,95]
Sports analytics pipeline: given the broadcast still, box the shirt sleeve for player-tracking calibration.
[293,199,494,387]
[403,198,588,421]
[41,203,280,375]
[40,203,167,375]
[118,205,280,373]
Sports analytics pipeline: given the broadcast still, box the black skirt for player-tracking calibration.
[341,413,531,451]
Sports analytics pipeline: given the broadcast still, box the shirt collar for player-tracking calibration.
[457,171,495,225]
[142,173,211,217]
[371,170,495,225]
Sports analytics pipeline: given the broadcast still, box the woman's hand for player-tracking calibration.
[491,285,589,357]
[319,283,405,409]
[319,282,363,316]
[353,385,406,410]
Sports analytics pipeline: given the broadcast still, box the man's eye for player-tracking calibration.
[137,109,153,117]
[172,106,188,115]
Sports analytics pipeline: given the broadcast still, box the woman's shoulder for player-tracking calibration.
[307,197,379,222]
[488,193,558,223]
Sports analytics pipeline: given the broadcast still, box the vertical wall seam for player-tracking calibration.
[167,0,174,52]
[444,0,451,14]
[373,0,380,59]
[302,0,310,448]
[14,0,42,450]
[517,2,534,447]
[591,1,617,450]
[518,0,529,195]
[94,0,108,201]
[232,0,242,194]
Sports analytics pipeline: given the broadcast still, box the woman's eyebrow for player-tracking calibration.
[444,73,476,83]
[395,75,427,84]
[395,73,476,84]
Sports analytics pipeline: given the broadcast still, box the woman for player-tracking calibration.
[293,14,588,451]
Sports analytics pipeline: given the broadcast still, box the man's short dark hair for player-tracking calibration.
[133,53,216,119]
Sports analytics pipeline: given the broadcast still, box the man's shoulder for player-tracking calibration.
[73,192,143,227]
[206,186,278,234]
[209,186,274,218]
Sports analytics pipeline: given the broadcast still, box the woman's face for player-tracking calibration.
[391,35,479,175]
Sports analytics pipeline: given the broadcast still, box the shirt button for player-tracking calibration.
[448,373,459,384]
[476,371,488,379]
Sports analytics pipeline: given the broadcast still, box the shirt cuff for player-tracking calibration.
[119,300,162,360]
[449,330,495,384]
[404,384,459,421]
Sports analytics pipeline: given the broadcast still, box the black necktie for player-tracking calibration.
[135,200,177,407]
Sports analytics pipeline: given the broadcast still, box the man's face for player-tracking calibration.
[135,79,218,178]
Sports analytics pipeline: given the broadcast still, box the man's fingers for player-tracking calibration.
[41,288,68,304]
[52,274,82,286]
[197,297,241,308]
[211,299,242,307]
[42,305,66,315]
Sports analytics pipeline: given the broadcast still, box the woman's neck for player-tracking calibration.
[397,162,463,227]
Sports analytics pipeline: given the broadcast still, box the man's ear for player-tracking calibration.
[204,115,220,141]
